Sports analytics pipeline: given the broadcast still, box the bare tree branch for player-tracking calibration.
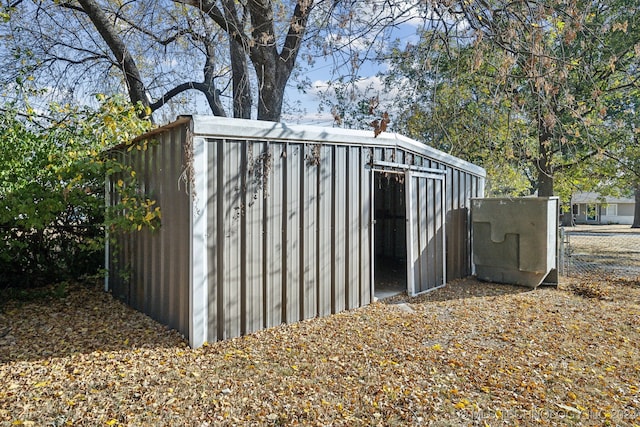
[76,0,149,109]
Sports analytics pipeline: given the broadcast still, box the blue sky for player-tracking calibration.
[281,19,425,127]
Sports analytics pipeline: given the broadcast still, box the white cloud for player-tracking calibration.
[309,75,386,97]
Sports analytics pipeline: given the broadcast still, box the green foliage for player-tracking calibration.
[0,96,152,289]
[0,282,68,307]
[379,0,640,198]
[381,32,534,196]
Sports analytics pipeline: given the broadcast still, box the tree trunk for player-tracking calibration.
[77,0,149,110]
[537,130,554,197]
[202,44,227,117]
[223,0,252,119]
[179,0,312,121]
[253,58,286,122]
[632,183,640,228]
[231,39,252,119]
[249,0,312,121]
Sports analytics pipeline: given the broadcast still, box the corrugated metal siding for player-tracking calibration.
[317,145,333,317]
[202,139,372,342]
[371,148,482,282]
[201,135,480,340]
[108,116,485,346]
[405,172,445,294]
[360,148,372,305]
[107,123,191,339]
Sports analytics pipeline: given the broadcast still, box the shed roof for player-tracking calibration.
[132,115,486,178]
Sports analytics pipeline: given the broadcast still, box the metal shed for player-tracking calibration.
[106,116,485,347]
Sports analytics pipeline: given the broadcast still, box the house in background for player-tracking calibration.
[571,192,636,225]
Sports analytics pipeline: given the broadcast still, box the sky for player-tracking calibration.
[280,13,425,127]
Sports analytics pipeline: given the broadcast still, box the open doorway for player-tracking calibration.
[372,167,447,299]
[373,171,407,299]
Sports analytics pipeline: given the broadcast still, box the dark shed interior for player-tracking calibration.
[373,172,407,299]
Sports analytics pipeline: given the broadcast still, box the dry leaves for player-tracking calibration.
[367,96,390,138]
[370,112,390,138]
[1,277,639,426]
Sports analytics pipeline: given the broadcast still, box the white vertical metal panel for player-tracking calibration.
[178,129,192,335]
[346,146,360,309]
[133,150,144,309]
[406,171,446,296]
[449,169,461,280]
[477,175,485,199]
[285,144,301,322]
[405,172,417,296]
[469,175,478,277]
[436,174,445,285]
[148,141,162,323]
[164,132,180,331]
[214,140,226,340]
[264,142,284,328]
[317,145,333,317]
[465,173,473,276]
[222,141,242,339]
[142,147,153,313]
[332,146,347,313]
[302,144,318,320]
[206,138,219,343]
[158,132,176,323]
[361,151,372,305]
[158,133,171,326]
[167,133,178,325]
[243,141,265,334]
[239,142,248,334]
[426,178,436,286]
[418,177,429,289]
[190,135,208,348]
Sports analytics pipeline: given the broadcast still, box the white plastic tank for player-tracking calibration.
[472,197,559,288]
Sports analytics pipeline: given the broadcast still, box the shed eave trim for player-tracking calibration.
[372,160,446,174]
[188,116,486,178]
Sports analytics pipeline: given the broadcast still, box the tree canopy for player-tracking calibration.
[1,0,422,122]
[376,0,640,200]
[1,0,639,204]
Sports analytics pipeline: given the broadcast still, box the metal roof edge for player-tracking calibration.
[189,115,486,178]
[105,115,192,153]
[131,115,192,143]
[392,133,486,178]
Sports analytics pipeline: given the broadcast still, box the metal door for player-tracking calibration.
[405,171,446,296]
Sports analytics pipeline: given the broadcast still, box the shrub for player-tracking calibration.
[0,97,152,290]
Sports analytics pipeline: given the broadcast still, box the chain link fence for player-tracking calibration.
[559,226,640,278]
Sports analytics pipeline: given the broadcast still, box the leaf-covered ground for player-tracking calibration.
[1,277,639,426]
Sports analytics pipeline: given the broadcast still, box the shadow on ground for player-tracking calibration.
[380,276,534,304]
[1,276,541,364]
[0,282,186,364]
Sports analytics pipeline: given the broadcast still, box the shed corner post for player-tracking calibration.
[404,170,416,297]
[104,173,110,293]
[471,174,486,277]
[189,133,209,348]
[478,175,486,199]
